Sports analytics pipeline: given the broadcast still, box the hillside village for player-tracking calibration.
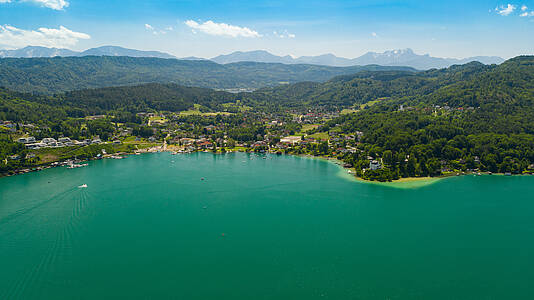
[2,109,374,176]
[4,100,531,181]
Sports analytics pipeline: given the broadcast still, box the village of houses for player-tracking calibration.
[4,103,519,179]
[2,108,387,176]
[18,136,105,150]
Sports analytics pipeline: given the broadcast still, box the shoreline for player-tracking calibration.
[2,147,531,187]
[293,153,444,188]
[350,174,444,188]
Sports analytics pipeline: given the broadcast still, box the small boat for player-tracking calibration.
[202,206,207,209]
[78,184,88,188]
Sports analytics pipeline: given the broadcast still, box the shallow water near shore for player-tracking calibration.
[1,152,534,299]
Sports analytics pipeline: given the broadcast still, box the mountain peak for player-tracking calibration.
[385,48,414,55]
[353,49,504,69]
[81,46,175,58]
[211,50,292,64]
[0,46,78,58]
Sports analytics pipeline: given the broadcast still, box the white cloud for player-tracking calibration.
[518,5,534,17]
[495,4,517,16]
[371,32,378,37]
[0,25,90,48]
[273,30,295,39]
[144,23,169,35]
[184,20,261,38]
[28,0,69,10]
[0,0,69,10]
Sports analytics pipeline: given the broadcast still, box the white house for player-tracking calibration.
[42,138,57,144]
[370,160,381,170]
[17,137,36,144]
[26,142,46,149]
[280,136,302,145]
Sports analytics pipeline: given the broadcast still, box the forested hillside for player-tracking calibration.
[0,83,241,124]
[249,61,498,108]
[0,56,415,94]
[62,84,237,114]
[317,56,534,180]
[2,56,532,122]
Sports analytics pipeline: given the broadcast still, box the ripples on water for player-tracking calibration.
[0,187,95,299]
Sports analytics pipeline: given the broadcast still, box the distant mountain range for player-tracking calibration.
[211,49,505,70]
[0,46,505,70]
[0,56,416,94]
[0,46,175,59]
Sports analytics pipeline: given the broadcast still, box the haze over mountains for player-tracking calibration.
[0,46,175,59]
[211,49,505,70]
[0,46,504,70]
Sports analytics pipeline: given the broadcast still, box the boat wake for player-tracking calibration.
[0,186,96,299]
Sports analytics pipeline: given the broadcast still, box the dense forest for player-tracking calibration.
[60,84,238,114]
[248,61,500,109]
[0,84,238,121]
[0,56,415,94]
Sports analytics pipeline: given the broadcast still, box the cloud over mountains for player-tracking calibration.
[0,25,89,49]
[185,20,261,38]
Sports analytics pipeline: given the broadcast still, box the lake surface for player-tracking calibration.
[1,152,534,299]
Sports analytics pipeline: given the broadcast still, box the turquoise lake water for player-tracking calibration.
[1,152,534,299]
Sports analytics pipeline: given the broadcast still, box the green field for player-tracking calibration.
[179,105,233,116]
[308,132,329,140]
[340,108,359,115]
[300,124,320,132]
[148,116,167,125]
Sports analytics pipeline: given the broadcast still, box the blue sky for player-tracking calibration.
[0,0,533,58]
